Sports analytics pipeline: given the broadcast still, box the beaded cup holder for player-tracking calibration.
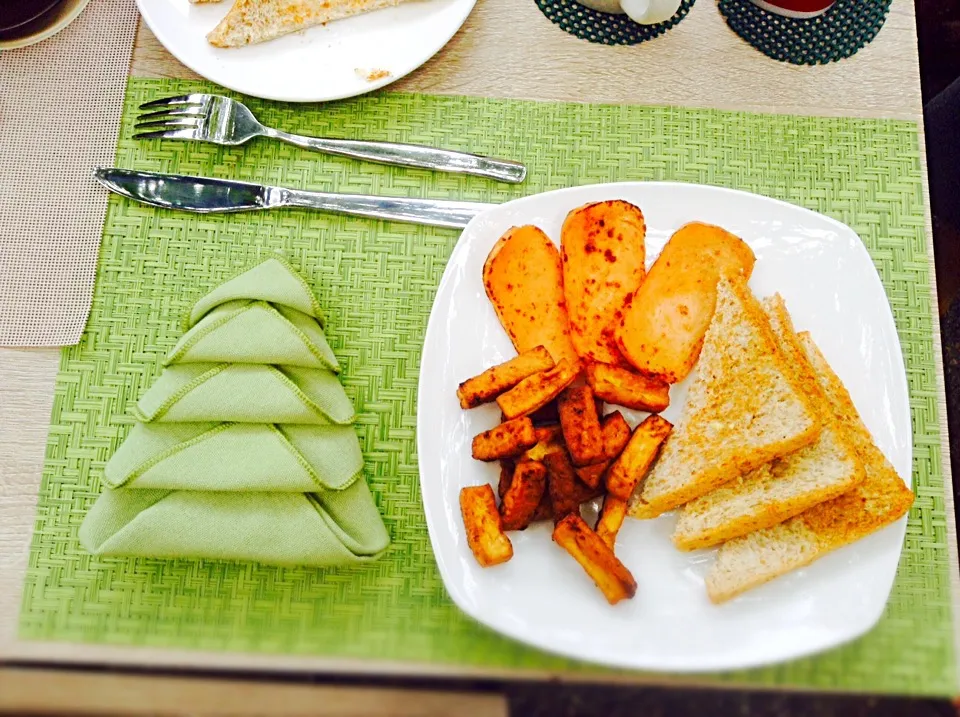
[533,0,697,45]
[719,0,892,65]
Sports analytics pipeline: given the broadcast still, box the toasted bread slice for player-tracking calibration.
[672,295,864,550]
[705,332,914,603]
[208,0,410,48]
[629,276,820,518]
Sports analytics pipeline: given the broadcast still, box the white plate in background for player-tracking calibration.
[137,0,475,102]
[417,182,912,672]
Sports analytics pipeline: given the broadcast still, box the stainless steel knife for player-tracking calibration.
[93,167,496,229]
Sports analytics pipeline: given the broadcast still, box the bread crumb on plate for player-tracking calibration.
[355,68,392,82]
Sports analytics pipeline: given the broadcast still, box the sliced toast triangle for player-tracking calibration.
[208,0,410,48]
[705,332,914,603]
[629,275,820,518]
[671,295,865,550]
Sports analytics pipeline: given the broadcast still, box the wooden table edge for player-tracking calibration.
[0,666,509,717]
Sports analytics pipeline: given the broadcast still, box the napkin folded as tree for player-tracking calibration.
[80,256,390,567]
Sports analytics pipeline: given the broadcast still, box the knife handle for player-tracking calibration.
[266,129,527,185]
[282,189,494,229]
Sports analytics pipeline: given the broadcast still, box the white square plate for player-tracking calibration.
[417,182,912,672]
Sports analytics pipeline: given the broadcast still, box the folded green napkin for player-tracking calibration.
[167,300,339,370]
[187,257,325,329]
[133,363,355,425]
[104,422,363,492]
[79,481,388,566]
[80,255,390,568]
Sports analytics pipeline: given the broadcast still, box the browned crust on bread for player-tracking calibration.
[672,295,865,550]
[705,333,913,603]
[632,276,820,517]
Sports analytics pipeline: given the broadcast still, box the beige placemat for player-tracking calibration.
[0,0,138,347]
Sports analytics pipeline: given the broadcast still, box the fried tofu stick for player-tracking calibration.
[497,359,580,420]
[553,514,637,604]
[472,417,537,462]
[461,485,513,567]
[457,347,555,409]
[596,495,629,548]
[558,385,605,466]
[606,414,673,500]
[586,362,670,413]
[500,460,548,531]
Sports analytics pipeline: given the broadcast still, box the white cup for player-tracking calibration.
[575,0,683,25]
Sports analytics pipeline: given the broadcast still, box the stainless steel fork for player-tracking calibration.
[135,94,527,184]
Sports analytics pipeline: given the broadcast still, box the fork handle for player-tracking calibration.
[265,129,527,184]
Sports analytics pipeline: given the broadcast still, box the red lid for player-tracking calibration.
[755,0,836,11]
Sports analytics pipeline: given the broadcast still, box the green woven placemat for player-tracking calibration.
[17,77,955,696]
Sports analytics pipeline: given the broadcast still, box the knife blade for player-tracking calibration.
[93,167,496,229]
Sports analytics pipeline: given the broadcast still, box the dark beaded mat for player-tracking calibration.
[719,0,891,65]
[533,0,697,46]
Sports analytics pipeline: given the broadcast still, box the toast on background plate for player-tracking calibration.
[208,0,414,48]
[629,275,821,519]
[671,295,865,551]
[705,332,915,604]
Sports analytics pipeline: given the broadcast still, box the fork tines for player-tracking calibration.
[133,94,212,140]
[139,93,209,109]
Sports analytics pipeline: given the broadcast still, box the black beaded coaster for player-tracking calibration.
[534,0,697,46]
[719,0,891,65]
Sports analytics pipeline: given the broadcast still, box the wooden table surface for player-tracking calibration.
[1,0,955,712]
[133,0,925,118]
